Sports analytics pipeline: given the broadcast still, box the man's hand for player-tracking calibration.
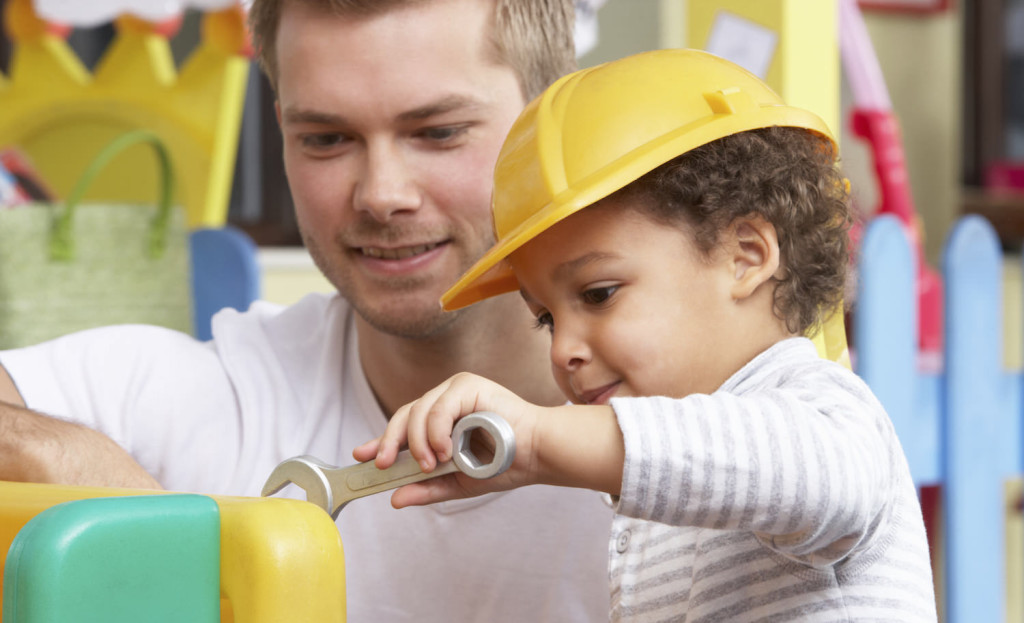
[0,365,162,489]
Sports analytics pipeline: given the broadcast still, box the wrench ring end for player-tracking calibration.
[451,411,516,479]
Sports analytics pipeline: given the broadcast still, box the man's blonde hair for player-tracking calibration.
[248,0,576,101]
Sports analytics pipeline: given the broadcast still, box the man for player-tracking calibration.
[0,0,613,620]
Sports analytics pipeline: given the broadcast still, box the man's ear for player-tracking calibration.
[728,215,781,301]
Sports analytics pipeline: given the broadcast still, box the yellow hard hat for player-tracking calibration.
[441,48,836,311]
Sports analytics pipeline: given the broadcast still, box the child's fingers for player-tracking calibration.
[404,393,451,471]
[352,438,380,463]
[423,393,467,463]
[418,374,494,463]
[424,373,504,461]
[405,375,483,468]
[375,403,414,469]
[383,373,510,474]
[390,473,475,508]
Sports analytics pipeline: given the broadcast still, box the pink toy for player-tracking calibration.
[840,0,943,353]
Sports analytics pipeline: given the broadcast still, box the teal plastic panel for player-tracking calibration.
[3,494,220,623]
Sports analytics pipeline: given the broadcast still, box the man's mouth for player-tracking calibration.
[359,242,442,260]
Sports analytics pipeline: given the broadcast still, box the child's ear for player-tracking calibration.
[728,215,781,301]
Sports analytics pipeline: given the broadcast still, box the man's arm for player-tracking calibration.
[0,364,162,489]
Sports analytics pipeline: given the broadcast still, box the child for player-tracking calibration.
[355,49,937,622]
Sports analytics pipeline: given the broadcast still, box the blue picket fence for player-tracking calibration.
[855,214,1020,622]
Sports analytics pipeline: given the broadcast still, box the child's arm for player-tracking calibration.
[612,384,902,566]
[353,372,624,508]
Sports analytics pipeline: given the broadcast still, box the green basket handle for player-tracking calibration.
[50,130,176,261]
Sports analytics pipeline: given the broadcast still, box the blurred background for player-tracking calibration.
[2,0,1015,315]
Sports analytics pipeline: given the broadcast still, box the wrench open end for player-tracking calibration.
[260,455,336,516]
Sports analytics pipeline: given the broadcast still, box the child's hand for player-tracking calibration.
[353,372,546,508]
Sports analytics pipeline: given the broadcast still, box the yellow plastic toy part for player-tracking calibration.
[0,0,249,229]
[0,481,346,622]
[811,306,851,369]
[686,0,840,142]
[216,495,346,622]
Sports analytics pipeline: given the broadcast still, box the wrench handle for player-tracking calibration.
[335,454,460,495]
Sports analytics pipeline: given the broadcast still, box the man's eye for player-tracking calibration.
[533,312,554,333]
[581,286,617,306]
[417,125,469,143]
[300,133,347,150]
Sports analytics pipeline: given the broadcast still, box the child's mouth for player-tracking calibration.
[579,381,620,405]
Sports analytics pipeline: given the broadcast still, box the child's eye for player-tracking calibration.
[533,312,554,333]
[581,285,618,306]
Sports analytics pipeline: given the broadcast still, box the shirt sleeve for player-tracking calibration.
[0,324,244,493]
[609,357,903,568]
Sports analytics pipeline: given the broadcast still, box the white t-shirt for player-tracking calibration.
[1,293,614,622]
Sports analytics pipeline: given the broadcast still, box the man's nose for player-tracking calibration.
[353,142,422,222]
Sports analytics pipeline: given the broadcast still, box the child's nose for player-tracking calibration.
[549,327,590,372]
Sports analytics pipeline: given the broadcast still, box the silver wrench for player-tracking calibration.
[261,411,515,519]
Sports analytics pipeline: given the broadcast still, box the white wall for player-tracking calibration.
[259,248,334,305]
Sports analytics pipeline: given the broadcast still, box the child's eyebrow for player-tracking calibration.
[553,251,617,280]
[518,288,537,306]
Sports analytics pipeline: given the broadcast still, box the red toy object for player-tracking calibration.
[851,109,944,353]
[114,13,183,37]
[840,0,943,354]
[44,21,71,38]
[0,148,57,202]
[985,161,1024,194]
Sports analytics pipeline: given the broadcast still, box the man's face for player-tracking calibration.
[275,0,525,338]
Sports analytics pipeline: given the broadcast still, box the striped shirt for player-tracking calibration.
[608,338,936,622]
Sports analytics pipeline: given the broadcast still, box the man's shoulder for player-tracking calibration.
[208,291,360,396]
[224,290,344,320]
[212,292,350,343]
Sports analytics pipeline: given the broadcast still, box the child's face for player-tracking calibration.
[509,198,744,405]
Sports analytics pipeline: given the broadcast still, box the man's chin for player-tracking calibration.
[353,303,462,340]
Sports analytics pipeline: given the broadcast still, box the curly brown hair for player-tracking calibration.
[609,126,851,335]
